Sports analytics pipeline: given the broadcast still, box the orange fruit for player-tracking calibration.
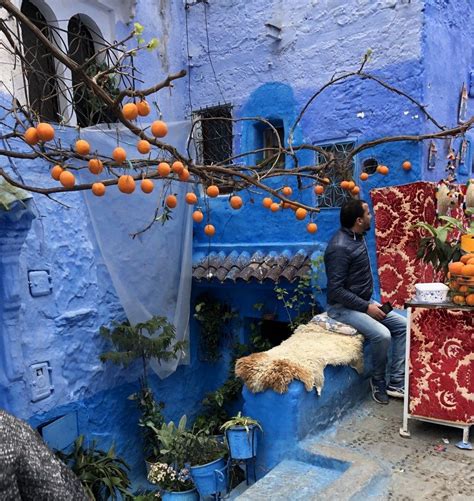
[230,195,243,209]
[453,295,466,305]
[458,285,469,293]
[92,182,105,197]
[75,139,90,155]
[36,122,55,141]
[112,147,127,163]
[307,222,318,234]
[282,186,292,196]
[136,100,151,117]
[463,264,474,276]
[340,180,350,190]
[402,161,412,171]
[122,102,138,120]
[166,194,177,208]
[204,224,215,236]
[351,186,360,195]
[51,165,63,181]
[460,253,474,264]
[59,170,75,188]
[314,185,324,195]
[295,208,307,220]
[157,162,171,177]
[141,179,154,193]
[263,197,273,208]
[360,172,369,181]
[118,175,136,194]
[207,185,220,197]
[448,261,465,275]
[172,161,185,175]
[377,165,389,175]
[347,181,355,190]
[185,192,198,204]
[467,258,474,265]
[466,293,474,306]
[179,169,190,181]
[137,140,151,154]
[192,210,204,223]
[151,120,168,138]
[270,202,280,212]
[24,127,39,145]
[88,158,103,175]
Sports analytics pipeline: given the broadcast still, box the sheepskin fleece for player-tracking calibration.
[235,323,364,394]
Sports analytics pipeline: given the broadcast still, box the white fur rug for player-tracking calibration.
[235,323,364,394]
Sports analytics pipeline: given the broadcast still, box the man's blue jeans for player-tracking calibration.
[327,303,407,385]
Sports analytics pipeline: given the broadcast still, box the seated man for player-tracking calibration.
[324,199,407,404]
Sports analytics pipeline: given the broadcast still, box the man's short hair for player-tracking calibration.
[340,199,367,228]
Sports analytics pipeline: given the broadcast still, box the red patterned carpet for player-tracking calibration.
[409,307,473,424]
[370,181,466,308]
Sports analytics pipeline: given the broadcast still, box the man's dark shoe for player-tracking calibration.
[370,378,389,405]
[387,384,405,399]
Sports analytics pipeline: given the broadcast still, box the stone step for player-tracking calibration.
[233,437,389,500]
[235,458,344,500]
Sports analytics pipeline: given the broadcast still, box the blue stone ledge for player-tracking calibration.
[242,358,370,478]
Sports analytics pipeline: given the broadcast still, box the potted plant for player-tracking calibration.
[148,462,198,501]
[99,316,186,466]
[187,432,228,499]
[156,415,228,498]
[220,412,262,460]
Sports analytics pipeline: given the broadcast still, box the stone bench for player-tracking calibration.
[235,322,371,477]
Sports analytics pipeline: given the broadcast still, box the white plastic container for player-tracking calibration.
[414,283,449,303]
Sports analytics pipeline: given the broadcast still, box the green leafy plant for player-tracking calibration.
[194,295,237,362]
[56,435,131,500]
[412,215,468,274]
[274,256,324,330]
[220,412,262,434]
[100,316,186,462]
[156,415,227,468]
[99,315,186,387]
[129,384,165,462]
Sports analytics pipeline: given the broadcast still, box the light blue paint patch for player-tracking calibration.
[39,412,78,451]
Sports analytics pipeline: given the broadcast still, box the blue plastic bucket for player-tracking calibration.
[161,488,199,501]
[226,425,258,459]
[190,457,227,497]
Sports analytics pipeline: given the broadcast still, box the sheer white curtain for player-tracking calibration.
[79,123,193,378]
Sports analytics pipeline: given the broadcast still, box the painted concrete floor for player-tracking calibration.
[234,397,472,500]
[310,398,473,500]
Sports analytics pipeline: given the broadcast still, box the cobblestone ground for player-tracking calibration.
[318,399,473,500]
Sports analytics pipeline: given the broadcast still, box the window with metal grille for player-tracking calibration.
[193,105,233,166]
[68,16,117,127]
[259,121,285,168]
[20,0,59,122]
[315,141,355,208]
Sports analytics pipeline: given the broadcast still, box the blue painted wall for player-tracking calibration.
[1,0,472,487]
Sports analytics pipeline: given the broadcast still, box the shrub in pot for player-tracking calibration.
[220,412,262,460]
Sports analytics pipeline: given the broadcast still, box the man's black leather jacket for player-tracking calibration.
[324,227,373,312]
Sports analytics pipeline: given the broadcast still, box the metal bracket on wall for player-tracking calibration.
[185,0,208,9]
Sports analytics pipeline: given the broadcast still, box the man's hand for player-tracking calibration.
[367,303,386,321]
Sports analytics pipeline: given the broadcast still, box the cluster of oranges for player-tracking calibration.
[260,186,318,234]
[447,253,474,306]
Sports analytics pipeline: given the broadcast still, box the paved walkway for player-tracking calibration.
[316,398,473,500]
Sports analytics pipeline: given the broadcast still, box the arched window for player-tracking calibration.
[67,15,117,126]
[20,0,59,122]
[68,15,99,127]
